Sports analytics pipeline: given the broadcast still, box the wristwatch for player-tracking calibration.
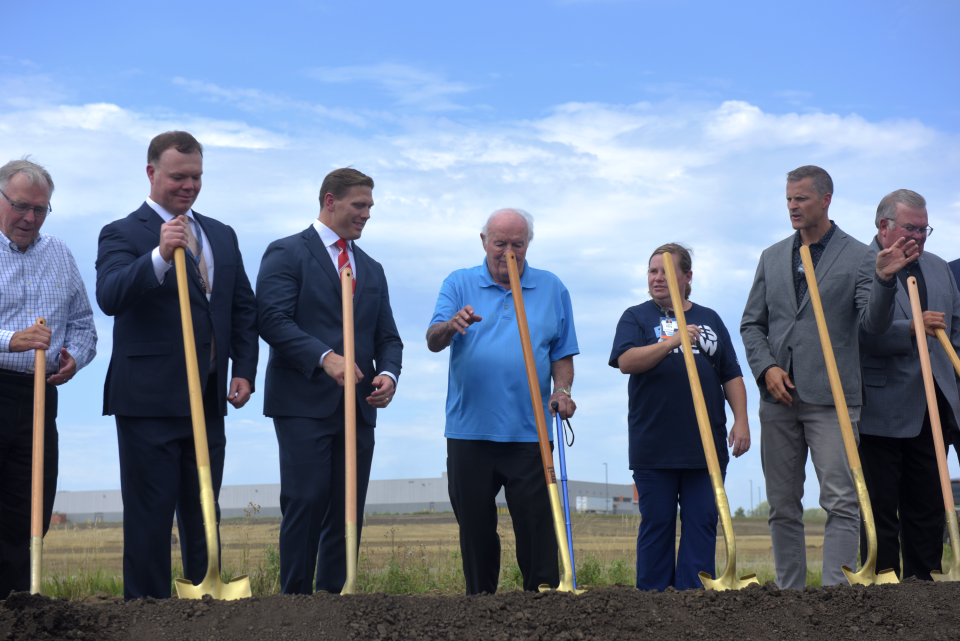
[554,388,571,398]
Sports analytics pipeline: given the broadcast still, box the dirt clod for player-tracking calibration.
[2,580,957,640]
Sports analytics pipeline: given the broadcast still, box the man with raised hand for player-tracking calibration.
[257,168,402,595]
[857,189,960,580]
[96,132,258,599]
[740,165,918,590]
[0,158,97,598]
[426,208,578,595]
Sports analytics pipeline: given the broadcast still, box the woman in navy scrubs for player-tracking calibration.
[608,243,750,591]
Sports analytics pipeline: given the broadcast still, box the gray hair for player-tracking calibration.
[0,157,55,197]
[875,189,926,228]
[481,208,535,243]
[786,165,833,198]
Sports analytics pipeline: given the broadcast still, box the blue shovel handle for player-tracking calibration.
[552,401,576,588]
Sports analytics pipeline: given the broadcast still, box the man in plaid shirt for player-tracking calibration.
[0,158,97,597]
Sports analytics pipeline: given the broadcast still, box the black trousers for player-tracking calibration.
[859,391,946,581]
[116,371,225,600]
[0,371,58,599]
[274,395,375,595]
[447,439,559,595]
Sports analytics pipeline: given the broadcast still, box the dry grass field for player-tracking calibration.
[38,512,829,595]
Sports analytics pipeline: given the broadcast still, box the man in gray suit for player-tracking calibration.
[858,189,960,580]
[741,166,919,590]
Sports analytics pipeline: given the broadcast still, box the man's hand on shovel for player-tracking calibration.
[322,352,364,386]
[911,311,946,338]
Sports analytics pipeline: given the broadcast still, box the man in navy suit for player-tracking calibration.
[96,131,258,599]
[257,168,402,594]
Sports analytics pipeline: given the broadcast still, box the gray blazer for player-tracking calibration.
[859,239,960,438]
[740,225,897,407]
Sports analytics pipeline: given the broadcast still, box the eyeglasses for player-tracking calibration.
[888,219,933,237]
[0,189,52,218]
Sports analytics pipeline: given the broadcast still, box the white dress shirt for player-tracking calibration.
[312,220,395,385]
[148,198,214,300]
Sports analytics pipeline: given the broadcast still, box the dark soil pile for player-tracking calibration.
[2,578,957,641]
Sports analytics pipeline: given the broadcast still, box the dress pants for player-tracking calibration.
[760,391,860,590]
[859,384,950,581]
[0,372,57,598]
[116,371,225,600]
[633,466,723,591]
[274,396,375,594]
[447,438,559,595]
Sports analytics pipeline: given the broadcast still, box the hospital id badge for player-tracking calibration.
[660,317,678,338]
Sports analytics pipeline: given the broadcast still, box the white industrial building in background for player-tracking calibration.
[52,474,636,523]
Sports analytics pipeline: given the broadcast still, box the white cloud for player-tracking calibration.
[309,63,474,111]
[4,79,958,511]
[172,77,368,127]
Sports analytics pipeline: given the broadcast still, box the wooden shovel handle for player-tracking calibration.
[936,328,960,378]
[799,246,861,469]
[174,248,211,467]
[506,252,556,487]
[30,318,47,539]
[661,254,723,477]
[907,278,954,514]
[342,267,357,526]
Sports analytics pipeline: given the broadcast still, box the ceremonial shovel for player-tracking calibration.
[907,277,960,581]
[661,253,758,591]
[172,247,251,600]
[341,266,359,595]
[29,318,46,595]
[506,252,583,594]
[799,246,898,585]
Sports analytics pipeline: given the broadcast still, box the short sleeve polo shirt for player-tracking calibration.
[429,258,579,442]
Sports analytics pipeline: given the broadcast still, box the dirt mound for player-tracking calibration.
[2,578,957,640]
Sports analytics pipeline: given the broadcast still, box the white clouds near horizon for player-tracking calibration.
[3,77,958,513]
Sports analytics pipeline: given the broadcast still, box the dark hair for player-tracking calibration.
[148,131,204,165]
[649,242,693,299]
[319,168,374,205]
[786,165,833,198]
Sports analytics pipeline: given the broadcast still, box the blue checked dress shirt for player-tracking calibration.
[0,231,97,374]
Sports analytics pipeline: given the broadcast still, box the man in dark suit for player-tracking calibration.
[857,189,960,580]
[257,168,402,594]
[951,259,960,291]
[96,131,258,599]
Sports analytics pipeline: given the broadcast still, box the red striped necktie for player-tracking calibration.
[335,238,356,293]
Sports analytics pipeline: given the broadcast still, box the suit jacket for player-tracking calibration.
[740,225,897,407]
[96,203,259,417]
[257,226,403,425]
[951,259,960,294]
[859,239,960,437]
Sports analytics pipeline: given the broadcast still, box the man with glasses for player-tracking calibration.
[857,189,960,580]
[0,158,97,597]
[96,132,258,599]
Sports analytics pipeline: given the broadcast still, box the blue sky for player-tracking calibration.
[2,0,959,516]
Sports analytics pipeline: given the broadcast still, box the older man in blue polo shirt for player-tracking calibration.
[426,208,578,595]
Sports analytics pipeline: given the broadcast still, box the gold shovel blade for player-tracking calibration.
[931,510,960,582]
[175,574,252,601]
[699,571,759,591]
[841,564,899,586]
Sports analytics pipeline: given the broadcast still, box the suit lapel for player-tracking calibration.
[352,242,368,295]
[194,211,227,304]
[303,227,343,296]
[798,229,848,314]
[778,238,798,315]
